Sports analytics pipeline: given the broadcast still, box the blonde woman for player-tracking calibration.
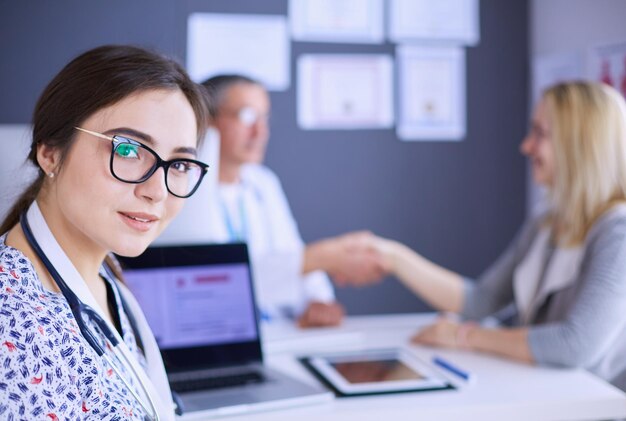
[368,82,626,390]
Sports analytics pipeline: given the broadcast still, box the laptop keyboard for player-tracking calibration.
[171,371,266,393]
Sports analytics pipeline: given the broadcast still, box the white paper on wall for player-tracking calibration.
[297,54,394,130]
[187,13,290,91]
[388,0,480,46]
[289,0,384,44]
[396,46,466,141]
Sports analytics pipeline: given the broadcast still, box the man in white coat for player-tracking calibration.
[201,75,386,327]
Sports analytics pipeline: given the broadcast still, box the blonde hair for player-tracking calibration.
[543,81,626,245]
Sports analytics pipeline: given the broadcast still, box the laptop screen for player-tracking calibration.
[117,243,263,371]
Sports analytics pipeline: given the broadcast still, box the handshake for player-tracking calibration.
[297,231,405,328]
[304,230,399,287]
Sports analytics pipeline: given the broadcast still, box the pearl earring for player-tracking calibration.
[48,172,55,178]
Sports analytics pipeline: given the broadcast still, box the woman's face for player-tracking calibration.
[520,99,555,186]
[44,89,198,257]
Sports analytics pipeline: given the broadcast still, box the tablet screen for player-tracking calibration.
[331,359,424,384]
[307,348,452,396]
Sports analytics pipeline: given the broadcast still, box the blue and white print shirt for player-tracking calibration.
[0,235,148,420]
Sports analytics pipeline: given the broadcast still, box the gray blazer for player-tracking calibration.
[462,205,626,390]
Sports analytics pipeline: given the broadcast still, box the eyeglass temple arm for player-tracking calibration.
[74,126,115,141]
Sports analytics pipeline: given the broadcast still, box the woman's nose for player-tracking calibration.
[135,167,168,202]
[520,134,534,156]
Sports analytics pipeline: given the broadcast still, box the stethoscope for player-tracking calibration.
[19,213,160,421]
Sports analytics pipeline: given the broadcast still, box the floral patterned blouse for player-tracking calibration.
[0,235,148,420]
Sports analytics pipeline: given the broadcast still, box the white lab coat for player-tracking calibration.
[205,164,335,318]
[26,202,176,419]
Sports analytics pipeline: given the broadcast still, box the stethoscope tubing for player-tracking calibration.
[19,212,159,421]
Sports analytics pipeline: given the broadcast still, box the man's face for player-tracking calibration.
[213,83,271,169]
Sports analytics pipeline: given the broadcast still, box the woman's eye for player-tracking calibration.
[116,144,140,159]
[171,161,191,173]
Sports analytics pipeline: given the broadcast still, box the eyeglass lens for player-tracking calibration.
[112,139,203,197]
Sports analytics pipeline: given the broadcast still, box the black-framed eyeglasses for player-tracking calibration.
[75,127,209,198]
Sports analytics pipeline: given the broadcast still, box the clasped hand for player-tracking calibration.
[323,231,389,285]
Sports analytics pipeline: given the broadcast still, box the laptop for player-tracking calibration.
[118,243,332,419]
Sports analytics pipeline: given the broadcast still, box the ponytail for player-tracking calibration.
[0,174,44,235]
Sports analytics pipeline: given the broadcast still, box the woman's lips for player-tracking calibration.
[119,211,159,232]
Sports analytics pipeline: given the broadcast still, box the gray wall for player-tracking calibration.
[0,0,529,314]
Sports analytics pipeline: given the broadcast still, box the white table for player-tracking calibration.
[229,314,626,421]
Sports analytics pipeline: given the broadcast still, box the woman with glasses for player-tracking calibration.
[352,82,626,391]
[0,45,208,419]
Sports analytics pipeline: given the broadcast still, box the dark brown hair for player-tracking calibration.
[200,74,261,118]
[0,45,208,236]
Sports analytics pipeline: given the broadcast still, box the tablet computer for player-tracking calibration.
[301,348,454,397]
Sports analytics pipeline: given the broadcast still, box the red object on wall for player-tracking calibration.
[601,60,614,86]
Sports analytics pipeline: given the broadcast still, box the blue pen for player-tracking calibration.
[432,356,476,383]
[259,309,272,323]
